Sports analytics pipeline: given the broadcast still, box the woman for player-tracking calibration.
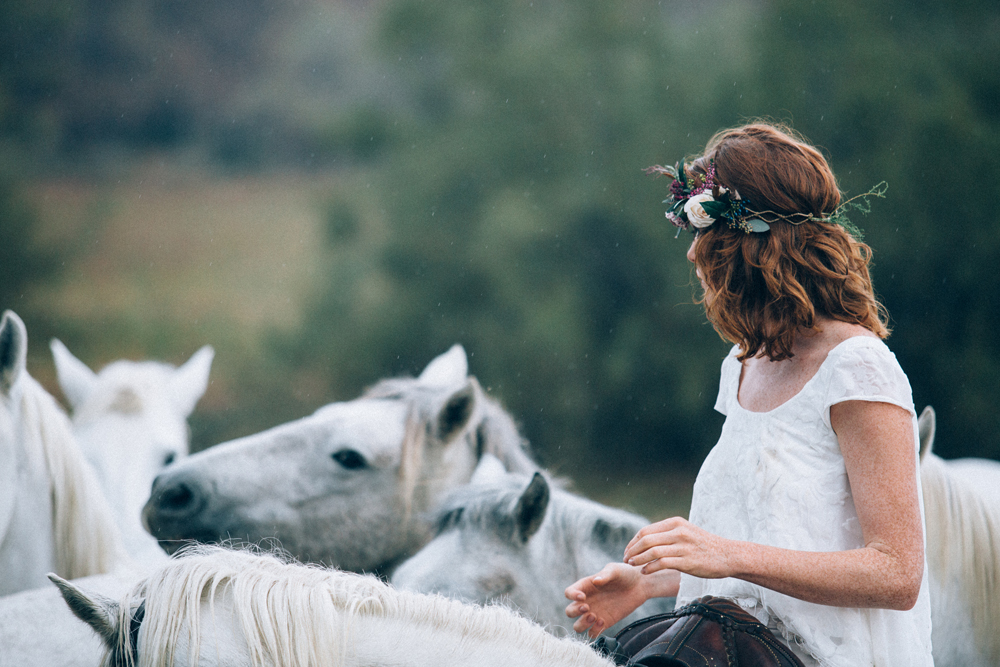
[564,123,932,666]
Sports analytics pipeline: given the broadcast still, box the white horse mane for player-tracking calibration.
[19,374,128,579]
[119,546,604,667]
[921,446,1000,662]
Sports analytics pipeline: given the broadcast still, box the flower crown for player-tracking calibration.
[645,159,885,240]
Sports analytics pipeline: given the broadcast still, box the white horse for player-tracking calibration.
[394,410,1000,667]
[918,406,1000,667]
[141,344,539,575]
[50,546,616,667]
[0,310,128,596]
[391,454,674,636]
[50,338,214,563]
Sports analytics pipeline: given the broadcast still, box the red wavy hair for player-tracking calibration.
[685,123,890,361]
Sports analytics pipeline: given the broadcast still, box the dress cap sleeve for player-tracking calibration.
[821,338,915,429]
[714,345,741,416]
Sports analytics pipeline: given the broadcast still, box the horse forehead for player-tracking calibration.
[312,398,409,443]
[79,367,189,421]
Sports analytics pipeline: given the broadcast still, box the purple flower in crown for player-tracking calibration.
[669,178,688,200]
[647,158,770,234]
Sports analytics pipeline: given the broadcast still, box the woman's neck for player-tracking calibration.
[737,318,877,413]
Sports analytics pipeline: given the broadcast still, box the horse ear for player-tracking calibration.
[0,310,28,395]
[170,345,214,416]
[513,472,550,543]
[470,453,507,485]
[48,574,121,647]
[418,344,468,388]
[434,381,477,444]
[918,405,936,460]
[50,338,97,409]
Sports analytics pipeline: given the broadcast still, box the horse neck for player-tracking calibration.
[137,550,617,667]
[348,614,615,667]
[921,452,1000,662]
[21,376,130,579]
[74,414,174,565]
[0,393,56,594]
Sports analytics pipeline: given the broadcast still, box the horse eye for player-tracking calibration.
[163,452,176,467]
[331,449,367,470]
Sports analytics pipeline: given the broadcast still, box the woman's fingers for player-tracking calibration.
[572,613,601,635]
[624,519,685,559]
[639,557,673,575]
[627,541,677,566]
[574,614,605,638]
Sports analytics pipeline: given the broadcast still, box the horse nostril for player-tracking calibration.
[145,472,207,527]
[160,482,194,510]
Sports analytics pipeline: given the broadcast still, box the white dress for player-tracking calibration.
[675,337,933,667]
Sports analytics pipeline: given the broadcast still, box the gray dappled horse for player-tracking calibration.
[142,344,539,575]
[391,454,675,636]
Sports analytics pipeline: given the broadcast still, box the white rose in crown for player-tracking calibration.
[683,192,717,229]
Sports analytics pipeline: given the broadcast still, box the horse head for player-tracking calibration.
[51,339,214,561]
[391,455,672,635]
[142,345,537,575]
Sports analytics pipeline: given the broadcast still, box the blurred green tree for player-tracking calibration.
[288,0,757,475]
[289,0,1000,472]
[725,0,1000,459]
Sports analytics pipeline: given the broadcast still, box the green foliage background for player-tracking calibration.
[3,0,999,493]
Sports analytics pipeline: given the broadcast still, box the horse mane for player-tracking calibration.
[121,545,606,667]
[431,471,646,553]
[20,374,128,579]
[364,375,539,517]
[921,448,1000,662]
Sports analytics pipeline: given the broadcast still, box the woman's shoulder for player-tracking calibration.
[823,327,893,364]
[816,327,913,418]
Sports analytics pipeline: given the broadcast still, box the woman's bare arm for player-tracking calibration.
[624,400,924,610]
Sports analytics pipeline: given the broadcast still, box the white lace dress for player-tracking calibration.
[675,337,933,666]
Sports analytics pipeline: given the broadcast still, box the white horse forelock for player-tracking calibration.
[364,375,538,518]
[120,546,606,667]
[20,373,128,580]
[921,450,1000,663]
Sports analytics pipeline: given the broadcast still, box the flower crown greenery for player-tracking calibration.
[645,159,886,241]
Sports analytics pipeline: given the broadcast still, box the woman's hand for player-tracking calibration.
[624,516,737,579]
[564,563,681,638]
[564,563,646,638]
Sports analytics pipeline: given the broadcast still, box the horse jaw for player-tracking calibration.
[0,310,28,394]
[48,574,121,648]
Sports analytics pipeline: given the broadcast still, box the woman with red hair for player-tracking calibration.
[565,123,932,666]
